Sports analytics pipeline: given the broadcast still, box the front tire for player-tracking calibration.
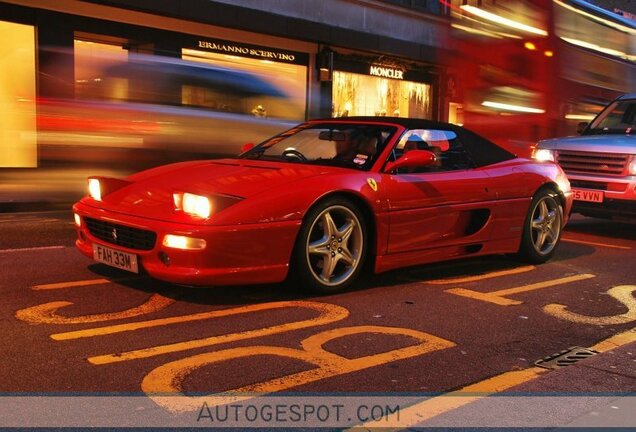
[517,188,563,263]
[294,198,368,293]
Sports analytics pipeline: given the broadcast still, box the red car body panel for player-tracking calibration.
[73,119,572,287]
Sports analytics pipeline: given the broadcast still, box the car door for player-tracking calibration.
[383,129,494,254]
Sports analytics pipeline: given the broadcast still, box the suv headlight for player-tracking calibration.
[630,156,636,175]
[533,148,555,163]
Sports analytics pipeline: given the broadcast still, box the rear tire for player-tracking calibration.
[293,197,368,294]
[517,188,563,263]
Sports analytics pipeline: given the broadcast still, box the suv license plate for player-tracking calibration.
[93,244,139,273]
[572,188,603,203]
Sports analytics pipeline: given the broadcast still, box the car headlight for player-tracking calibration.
[88,178,101,201]
[533,148,555,163]
[162,234,207,250]
[630,156,636,175]
[175,192,212,218]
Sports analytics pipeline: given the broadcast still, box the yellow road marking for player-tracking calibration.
[426,265,535,285]
[544,285,636,325]
[84,301,349,364]
[592,326,636,352]
[142,325,455,413]
[15,293,176,325]
[446,274,596,306]
[32,278,138,290]
[351,324,636,430]
[562,237,632,250]
[349,367,548,431]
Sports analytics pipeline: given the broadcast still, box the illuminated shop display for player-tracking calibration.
[0,20,36,168]
[332,69,432,119]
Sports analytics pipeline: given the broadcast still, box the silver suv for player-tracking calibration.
[535,93,636,222]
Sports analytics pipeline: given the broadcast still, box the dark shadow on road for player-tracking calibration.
[86,263,311,307]
[565,215,636,241]
[85,236,598,305]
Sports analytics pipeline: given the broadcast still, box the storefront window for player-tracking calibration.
[74,38,129,101]
[332,71,432,119]
[182,48,307,120]
[0,20,36,168]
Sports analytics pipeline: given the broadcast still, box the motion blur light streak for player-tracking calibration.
[564,114,595,121]
[34,132,145,147]
[559,36,634,61]
[553,0,636,35]
[460,5,548,36]
[451,23,503,39]
[482,101,546,114]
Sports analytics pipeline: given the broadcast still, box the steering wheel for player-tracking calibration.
[282,149,307,162]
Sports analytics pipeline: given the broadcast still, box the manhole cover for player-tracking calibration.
[534,346,599,370]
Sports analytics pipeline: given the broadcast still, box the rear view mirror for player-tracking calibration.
[576,122,588,135]
[319,130,346,141]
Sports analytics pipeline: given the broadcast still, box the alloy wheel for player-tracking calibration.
[530,195,562,256]
[305,205,364,287]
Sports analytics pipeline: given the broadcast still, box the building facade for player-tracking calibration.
[0,0,451,171]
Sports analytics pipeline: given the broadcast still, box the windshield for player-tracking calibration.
[586,99,636,135]
[240,123,397,170]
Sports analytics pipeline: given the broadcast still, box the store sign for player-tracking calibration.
[369,65,404,80]
[196,40,304,64]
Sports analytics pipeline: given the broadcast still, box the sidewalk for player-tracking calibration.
[420,336,636,429]
[354,330,636,430]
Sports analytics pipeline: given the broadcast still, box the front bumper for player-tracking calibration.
[73,202,301,286]
[568,174,636,219]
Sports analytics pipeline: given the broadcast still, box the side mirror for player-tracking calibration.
[576,122,589,135]
[384,150,437,173]
[241,142,255,153]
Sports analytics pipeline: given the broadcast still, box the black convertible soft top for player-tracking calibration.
[314,116,517,167]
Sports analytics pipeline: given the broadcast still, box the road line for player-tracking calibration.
[426,265,535,285]
[81,301,349,364]
[0,218,40,223]
[562,237,631,250]
[350,325,636,431]
[446,273,596,306]
[592,326,636,352]
[141,326,455,414]
[544,285,636,326]
[0,217,62,223]
[348,367,548,431]
[33,277,140,290]
[16,293,176,324]
[0,246,65,254]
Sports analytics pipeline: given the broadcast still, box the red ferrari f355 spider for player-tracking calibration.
[73,118,572,293]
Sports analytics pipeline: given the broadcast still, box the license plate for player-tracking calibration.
[92,244,139,273]
[572,188,604,203]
